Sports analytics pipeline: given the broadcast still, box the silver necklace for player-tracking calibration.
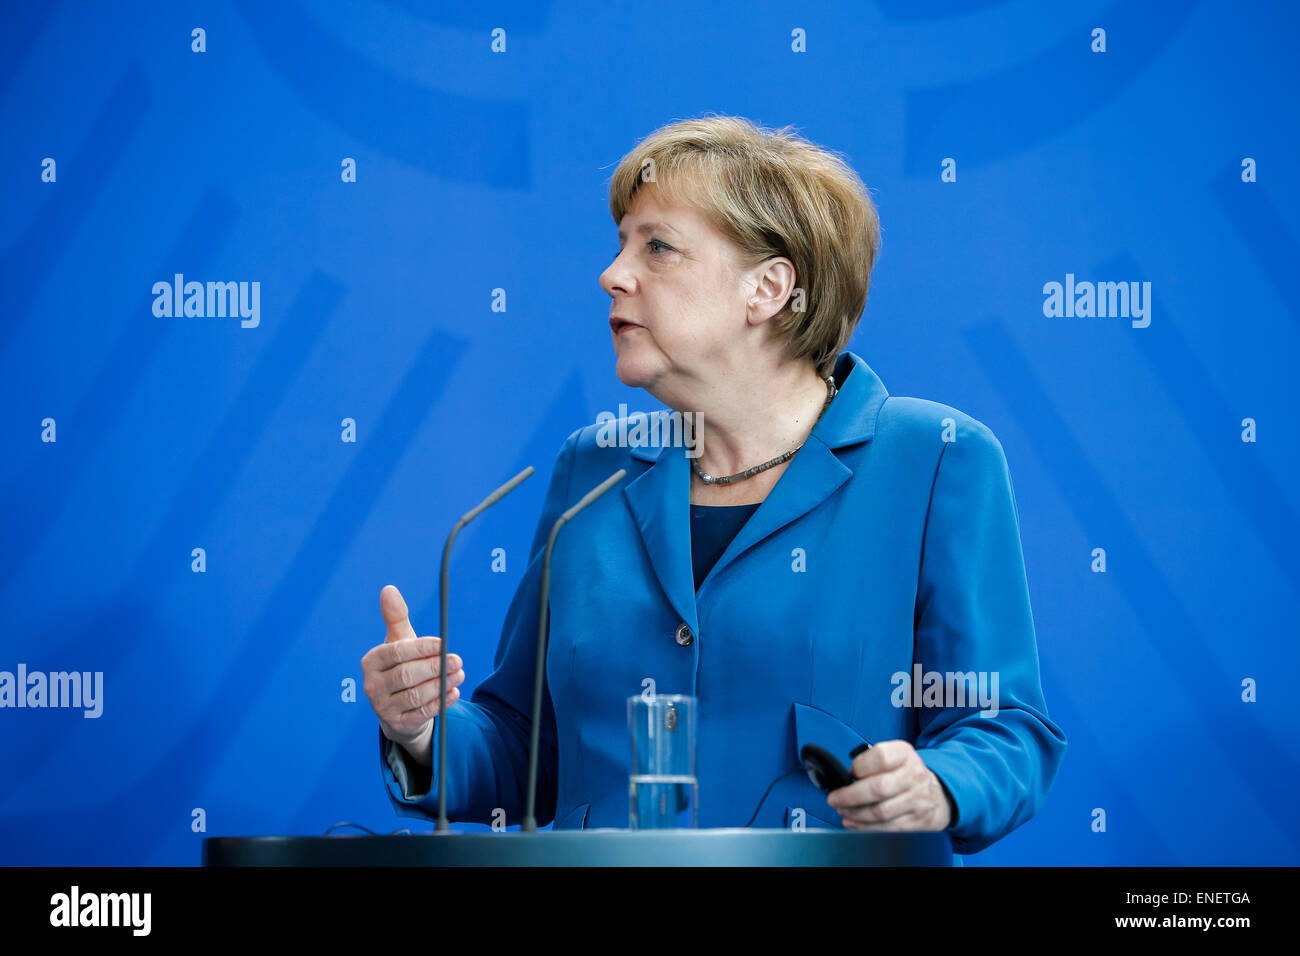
[690,375,837,485]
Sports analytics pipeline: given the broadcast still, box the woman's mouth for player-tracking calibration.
[611,317,644,335]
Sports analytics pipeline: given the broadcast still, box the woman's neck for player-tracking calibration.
[686,363,829,479]
[665,357,828,507]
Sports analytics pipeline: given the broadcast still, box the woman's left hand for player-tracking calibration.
[826,740,953,831]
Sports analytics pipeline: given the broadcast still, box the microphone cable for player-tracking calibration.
[742,768,803,828]
[324,822,414,836]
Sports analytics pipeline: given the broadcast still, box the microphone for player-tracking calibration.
[522,468,627,831]
[434,466,535,832]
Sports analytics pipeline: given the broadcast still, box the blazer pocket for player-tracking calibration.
[792,701,872,765]
[555,802,590,830]
[784,805,844,830]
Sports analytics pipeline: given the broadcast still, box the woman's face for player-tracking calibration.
[599,187,762,404]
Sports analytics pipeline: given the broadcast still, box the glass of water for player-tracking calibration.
[627,694,698,829]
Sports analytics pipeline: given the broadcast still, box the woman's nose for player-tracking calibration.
[600,260,632,297]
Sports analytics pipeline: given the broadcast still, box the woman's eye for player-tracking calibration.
[611,239,672,260]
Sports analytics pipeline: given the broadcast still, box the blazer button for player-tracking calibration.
[675,622,694,646]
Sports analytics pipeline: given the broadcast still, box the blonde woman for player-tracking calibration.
[364,115,1065,859]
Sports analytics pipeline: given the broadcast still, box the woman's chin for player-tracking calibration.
[613,352,657,389]
[614,365,644,389]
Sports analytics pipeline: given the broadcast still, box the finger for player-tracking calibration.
[842,808,926,832]
[384,656,466,701]
[837,786,918,825]
[854,806,947,832]
[393,679,463,722]
[380,585,418,643]
[362,642,460,712]
[849,739,911,778]
[376,646,462,693]
[828,763,912,810]
[383,686,461,737]
[368,636,457,672]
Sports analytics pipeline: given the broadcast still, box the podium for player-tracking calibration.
[203,830,953,866]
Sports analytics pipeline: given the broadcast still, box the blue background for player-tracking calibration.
[2,0,1297,866]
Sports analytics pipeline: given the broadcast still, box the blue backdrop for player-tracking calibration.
[2,0,1296,866]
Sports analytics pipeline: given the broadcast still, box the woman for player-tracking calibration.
[363,115,1066,857]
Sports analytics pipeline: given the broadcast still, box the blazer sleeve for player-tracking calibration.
[379,427,582,827]
[911,417,1067,854]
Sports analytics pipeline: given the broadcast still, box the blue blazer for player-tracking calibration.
[380,349,1066,856]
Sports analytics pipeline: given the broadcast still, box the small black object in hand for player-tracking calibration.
[800,742,872,794]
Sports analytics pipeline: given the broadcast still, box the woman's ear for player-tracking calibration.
[745,257,797,327]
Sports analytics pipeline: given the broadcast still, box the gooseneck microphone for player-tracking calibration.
[522,469,627,832]
[434,466,535,832]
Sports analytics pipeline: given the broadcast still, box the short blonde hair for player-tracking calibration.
[607,114,882,378]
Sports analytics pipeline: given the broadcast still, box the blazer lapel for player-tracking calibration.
[623,439,698,637]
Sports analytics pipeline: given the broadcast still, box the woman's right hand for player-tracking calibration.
[362,584,466,749]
